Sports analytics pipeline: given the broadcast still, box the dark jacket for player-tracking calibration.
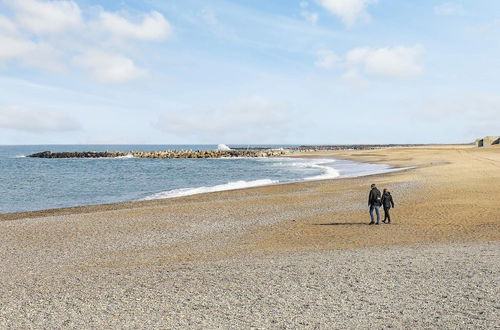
[368,187,382,206]
[381,192,395,209]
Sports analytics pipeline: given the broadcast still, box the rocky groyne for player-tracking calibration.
[28,149,290,159]
[27,144,424,159]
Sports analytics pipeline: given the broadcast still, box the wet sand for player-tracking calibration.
[1,145,499,328]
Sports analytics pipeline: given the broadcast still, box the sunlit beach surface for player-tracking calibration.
[1,145,498,328]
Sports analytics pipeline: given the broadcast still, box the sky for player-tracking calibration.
[0,0,499,145]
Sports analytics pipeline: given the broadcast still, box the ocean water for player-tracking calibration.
[0,145,400,214]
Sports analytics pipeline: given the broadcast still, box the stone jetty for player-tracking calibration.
[28,149,290,159]
[27,144,427,159]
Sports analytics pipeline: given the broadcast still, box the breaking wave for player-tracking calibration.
[142,179,278,200]
[217,144,231,151]
[115,153,134,159]
[142,158,341,201]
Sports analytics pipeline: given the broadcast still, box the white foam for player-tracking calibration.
[217,144,231,151]
[143,178,278,200]
[115,153,134,159]
[140,157,410,201]
[300,159,340,181]
[13,155,26,158]
[268,158,340,181]
[339,165,414,178]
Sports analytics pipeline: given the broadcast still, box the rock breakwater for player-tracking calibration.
[27,144,424,159]
[28,149,290,159]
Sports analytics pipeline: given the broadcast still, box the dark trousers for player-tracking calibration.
[383,207,391,223]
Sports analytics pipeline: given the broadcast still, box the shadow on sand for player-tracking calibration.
[312,222,367,226]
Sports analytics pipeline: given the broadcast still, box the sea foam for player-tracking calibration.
[142,158,341,201]
[115,153,134,159]
[217,144,231,151]
[271,158,340,181]
[142,178,277,200]
[303,160,340,181]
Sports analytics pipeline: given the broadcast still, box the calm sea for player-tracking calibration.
[0,145,398,214]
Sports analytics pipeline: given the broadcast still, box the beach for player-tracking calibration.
[1,145,499,328]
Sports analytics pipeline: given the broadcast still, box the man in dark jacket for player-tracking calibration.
[381,189,395,224]
[368,183,382,225]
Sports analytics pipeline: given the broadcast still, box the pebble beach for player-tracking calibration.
[1,145,499,328]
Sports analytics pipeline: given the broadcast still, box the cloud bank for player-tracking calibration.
[155,96,293,142]
[0,105,81,133]
[74,51,147,84]
[0,0,172,83]
[316,45,424,79]
[9,0,82,34]
[98,10,172,41]
[319,0,377,26]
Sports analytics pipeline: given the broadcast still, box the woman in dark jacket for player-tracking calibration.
[381,189,395,224]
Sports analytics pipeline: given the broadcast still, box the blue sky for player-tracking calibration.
[0,0,499,144]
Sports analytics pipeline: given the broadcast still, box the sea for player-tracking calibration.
[0,145,401,214]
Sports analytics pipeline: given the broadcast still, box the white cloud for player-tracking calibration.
[0,14,19,35]
[7,0,82,34]
[0,17,65,72]
[315,49,340,69]
[301,11,319,24]
[340,69,369,90]
[0,0,173,83]
[319,0,377,26]
[299,1,309,8]
[0,105,81,133]
[21,42,66,72]
[434,2,465,16]
[155,96,292,142]
[346,45,424,78]
[74,51,147,83]
[315,45,424,79]
[414,93,500,138]
[98,10,172,41]
[0,14,33,61]
[0,34,35,60]
[420,94,500,121]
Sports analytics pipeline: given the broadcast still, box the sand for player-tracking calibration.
[1,145,499,328]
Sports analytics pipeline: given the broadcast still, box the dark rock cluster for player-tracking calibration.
[28,151,126,158]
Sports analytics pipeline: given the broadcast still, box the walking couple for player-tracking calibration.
[368,183,394,225]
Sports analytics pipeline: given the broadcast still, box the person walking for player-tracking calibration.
[368,183,382,225]
[381,189,395,224]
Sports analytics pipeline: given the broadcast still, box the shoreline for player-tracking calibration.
[3,144,498,248]
[0,155,412,221]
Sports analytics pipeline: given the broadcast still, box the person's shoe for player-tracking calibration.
[368,222,374,225]
[382,220,387,223]
[376,222,380,225]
